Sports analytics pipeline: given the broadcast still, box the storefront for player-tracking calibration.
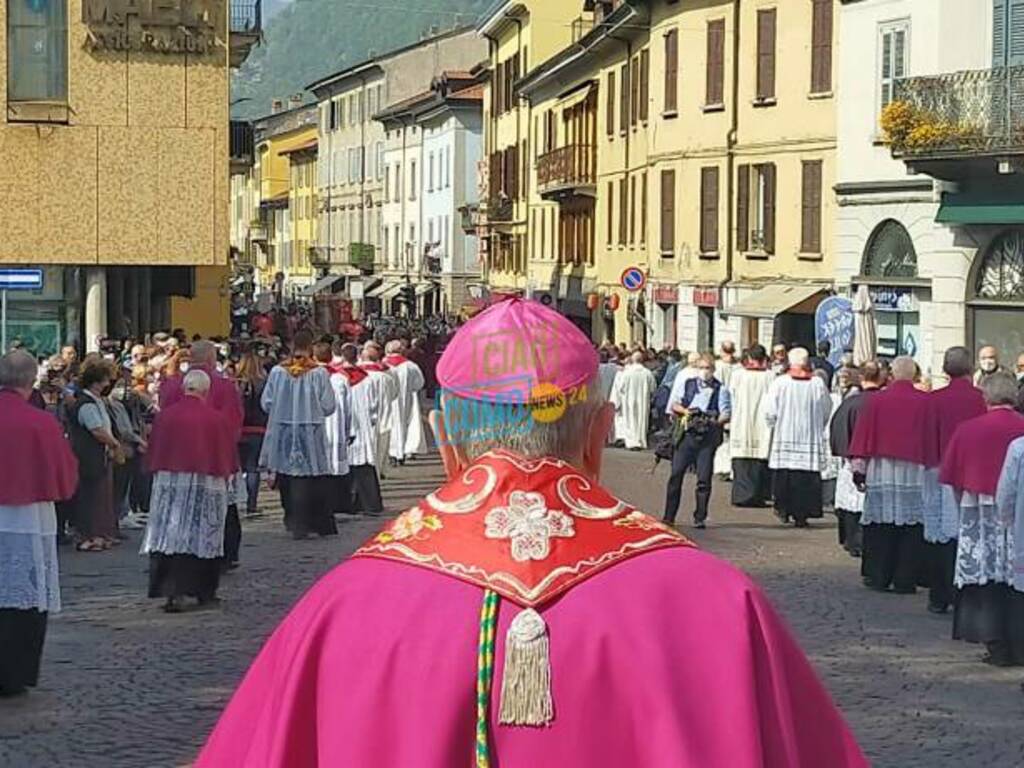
[691,286,719,354]
[721,283,829,351]
[650,284,678,350]
[854,219,930,362]
[968,228,1024,364]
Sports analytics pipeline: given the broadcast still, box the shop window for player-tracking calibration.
[7,0,68,121]
[862,219,917,278]
[975,228,1024,300]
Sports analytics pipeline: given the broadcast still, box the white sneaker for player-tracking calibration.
[121,513,146,530]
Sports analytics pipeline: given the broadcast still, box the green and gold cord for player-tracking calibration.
[475,589,500,768]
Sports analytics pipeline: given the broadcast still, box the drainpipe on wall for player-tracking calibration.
[725,0,741,307]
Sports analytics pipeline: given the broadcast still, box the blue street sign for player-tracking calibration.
[0,268,43,291]
[620,266,646,293]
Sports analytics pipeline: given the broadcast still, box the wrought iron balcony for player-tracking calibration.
[229,0,262,68]
[536,144,596,199]
[486,195,514,223]
[888,67,1024,160]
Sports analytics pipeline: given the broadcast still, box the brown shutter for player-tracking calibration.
[801,160,823,253]
[495,62,503,116]
[700,167,719,254]
[607,182,614,245]
[641,171,648,243]
[660,169,675,254]
[620,63,629,132]
[736,164,750,252]
[619,177,628,245]
[664,29,679,113]
[640,48,650,121]
[629,175,636,243]
[811,0,833,93]
[763,163,777,254]
[631,55,640,127]
[706,19,725,106]
[607,70,616,136]
[757,9,776,100]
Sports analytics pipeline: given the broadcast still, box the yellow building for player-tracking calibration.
[519,1,649,342]
[0,0,260,350]
[284,138,319,289]
[477,0,584,296]
[644,0,836,351]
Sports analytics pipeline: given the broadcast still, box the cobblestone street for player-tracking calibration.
[2,450,1023,767]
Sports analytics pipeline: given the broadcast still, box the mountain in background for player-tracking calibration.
[232,0,493,119]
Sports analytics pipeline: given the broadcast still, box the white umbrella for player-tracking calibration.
[853,284,877,366]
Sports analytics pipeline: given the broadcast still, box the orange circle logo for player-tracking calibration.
[530,382,567,423]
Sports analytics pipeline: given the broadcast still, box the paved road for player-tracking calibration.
[2,450,1023,766]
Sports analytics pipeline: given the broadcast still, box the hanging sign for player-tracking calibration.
[814,296,854,367]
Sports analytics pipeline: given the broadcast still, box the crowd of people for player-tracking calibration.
[0,323,438,695]
[598,336,1024,670]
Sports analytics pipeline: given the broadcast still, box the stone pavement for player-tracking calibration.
[2,450,1023,767]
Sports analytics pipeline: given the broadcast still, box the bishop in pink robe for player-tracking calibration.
[196,299,867,768]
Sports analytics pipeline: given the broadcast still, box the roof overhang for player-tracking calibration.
[721,284,828,319]
[477,1,528,37]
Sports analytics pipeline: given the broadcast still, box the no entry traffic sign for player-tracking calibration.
[620,266,646,293]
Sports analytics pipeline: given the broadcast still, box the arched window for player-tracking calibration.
[974,229,1024,300]
[862,219,918,278]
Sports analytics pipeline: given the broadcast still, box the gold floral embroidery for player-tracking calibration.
[613,510,676,534]
[375,506,443,544]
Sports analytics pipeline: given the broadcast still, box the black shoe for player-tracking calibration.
[693,519,707,530]
[848,549,862,558]
[927,603,949,615]
[892,586,917,595]
[793,519,810,529]
[0,686,28,698]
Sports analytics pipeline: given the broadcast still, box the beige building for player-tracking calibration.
[0,0,260,349]
[308,26,485,310]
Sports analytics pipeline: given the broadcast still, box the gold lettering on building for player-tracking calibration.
[82,0,224,55]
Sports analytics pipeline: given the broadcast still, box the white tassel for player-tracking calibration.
[498,608,553,726]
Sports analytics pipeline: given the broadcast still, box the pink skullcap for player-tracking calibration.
[437,298,598,404]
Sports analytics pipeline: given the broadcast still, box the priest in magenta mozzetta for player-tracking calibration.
[196,298,867,767]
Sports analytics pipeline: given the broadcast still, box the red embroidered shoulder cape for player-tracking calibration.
[353,451,693,607]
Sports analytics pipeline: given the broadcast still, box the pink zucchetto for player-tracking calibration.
[437,298,598,404]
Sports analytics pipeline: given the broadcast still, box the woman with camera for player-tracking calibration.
[662,353,732,529]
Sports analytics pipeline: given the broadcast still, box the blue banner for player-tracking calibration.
[815,296,854,368]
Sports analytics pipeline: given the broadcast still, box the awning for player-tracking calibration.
[380,284,403,301]
[298,274,343,297]
[556,82,595,111]
[936,190,1024,225]
[722,284,826,319]
[365,281,397,299]
[414,282,435,297]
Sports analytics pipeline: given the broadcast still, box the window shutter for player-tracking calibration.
[736,164,750,252]
[757,9,776,100]
[665,29,679,112]
[641,171,648,243]
[700,167,719,254]
[631,56,640,127]
[706,19,725,106]
[763,163,777,254]
[620,63,630,132]
[1011,0,1024,66]
[630,175,637,243]
[640,49,650,121]
[607,182,614,245]
[607,70,616,136]
[811,0,833,93]
[995,0,1008,67]
[801,160,822,253]
[660,169,675,254]
[619,177,628,245]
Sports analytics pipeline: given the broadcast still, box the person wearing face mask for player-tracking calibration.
[662,353,732,529]
[973,345,1008,387]
[67,358,123,552]
[764,348,834,528]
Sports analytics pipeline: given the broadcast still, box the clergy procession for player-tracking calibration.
[3,301,1024,765]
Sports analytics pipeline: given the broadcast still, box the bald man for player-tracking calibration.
[974,345,1008,387]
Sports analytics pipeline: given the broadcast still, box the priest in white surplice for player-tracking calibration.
[360,342,399,479]
[324,356,353,514]
[728,343,775,507]
[598,350,622,444]
[764,347,833,528]
[610,351,657,450]
[383,340,427,464]
[337,344,384,514]
[713,342,742,478]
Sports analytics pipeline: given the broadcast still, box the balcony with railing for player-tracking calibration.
[230,0,262,68]
[485,195,514,224]
[887,67,1024,176]
[348,243,376,272]
[571,15,594,42]
[536,144,596,199]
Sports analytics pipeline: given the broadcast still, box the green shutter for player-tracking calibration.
[995,0,1008,66]
[1011,0,1024,66]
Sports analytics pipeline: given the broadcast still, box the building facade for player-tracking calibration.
[309,26,485,309]
[0,0,260,350]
